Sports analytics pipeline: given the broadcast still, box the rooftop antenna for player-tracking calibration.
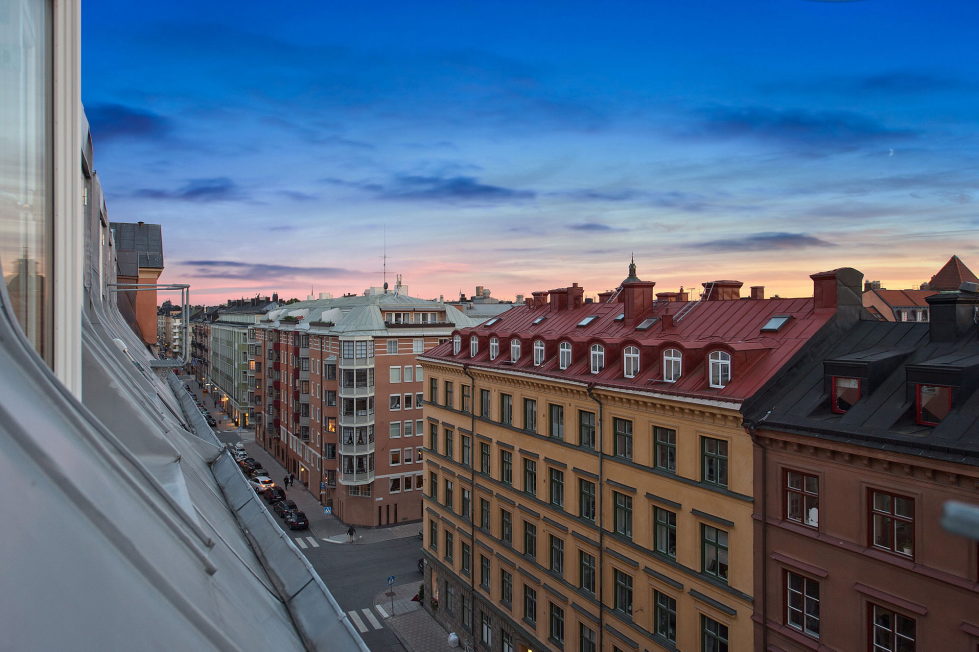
[382,225,389,293]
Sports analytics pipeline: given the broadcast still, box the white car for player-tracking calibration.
[249,476,275,493]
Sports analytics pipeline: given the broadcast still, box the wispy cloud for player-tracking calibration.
[134,177,246,202]
[323,174,534,202]
[568,222,626,232]
[86,103,171,142]
[276,190,319,201]
[691,232,836,252]
[181,259,354,280]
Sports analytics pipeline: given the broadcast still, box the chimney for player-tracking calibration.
[568,283,584,310]
[524,297,533,306]
[515,294,524,303]
[926,283,979,342]
[272,292,279,303]
[549,287,569,311]
[656,292,678,302]
[475,286,483,297]
[598,290,614,303]
[532,291,549,309]
[810,267,863,310]
[661,314,674,329]
[750,286,765,300]
[622,279,655,321]
[703,280,743,301]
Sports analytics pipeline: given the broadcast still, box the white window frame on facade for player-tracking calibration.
[489,337,499,360]
[390,422,401,437]
[623,346,640,378]
[470,335,478,357]
[390,367,401,383]
[510,339,521,363]
[387,339,398,354]
[590,344,604,374]
[390,394,401,410]
[413,338,424,353]
[559,342,571,370]
[404,365,414,382]
[663,349,682,382]
[533,340,545,366]
[453,335,462,355]
[708,350,732,388]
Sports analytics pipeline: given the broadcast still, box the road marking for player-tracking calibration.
[362,608,382,630]
[306,537,320,548]
[375,604,388,619]
[347,610,367,633]
[294,538,308,549]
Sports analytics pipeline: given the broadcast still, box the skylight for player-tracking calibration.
[483,318,500,327]
[532,316,547,325]
[577,315,598,327]
[636,317,658,330]
[613,313,624,321]
[761,315,791,332]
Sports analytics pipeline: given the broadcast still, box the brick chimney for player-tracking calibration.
[532,291,548,308]
[656,292,679,302]
[750,286,765,300]
[810,267,863,310]
[568,283,584,310]
[549,287,569,311]
[623,280,655,321]
[926,282,979,342]
[703,280,743,301]
[598,290,614,303]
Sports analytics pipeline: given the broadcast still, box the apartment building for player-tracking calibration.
[419,262,863,652]
[253,287,478,526]
[862,255,977,322]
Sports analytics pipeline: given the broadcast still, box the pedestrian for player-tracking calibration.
[283,475,289,489]
[347,526,355,541]
[289,472,295,486]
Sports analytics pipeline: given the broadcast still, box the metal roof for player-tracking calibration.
[111,221,164,269]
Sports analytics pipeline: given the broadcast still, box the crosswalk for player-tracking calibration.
[292,536,320,549]
[346,606,388,633]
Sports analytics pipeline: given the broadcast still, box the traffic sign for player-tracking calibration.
[323,506,332,514]
[387,575,396,585]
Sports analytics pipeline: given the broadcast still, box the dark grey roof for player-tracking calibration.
[111,222,164,269]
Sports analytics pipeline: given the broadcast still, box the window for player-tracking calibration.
[461,434,471,466]
[404,365,413,382]
[489,337,499,360]
[663,348,682,382]
[501,509,512,545]
[613,417,633,459]
[577,315,598,327]
[916,384,952,425]
[389,394,401,410]
[501,569,513,606]
[501,450,512,485]
[509,338,521,363]
[579,550,596,593]
[444,479,454,510]
[590,344,605,373]
[480,389,491,417]
[702,615,729,652]
[579,479,596,521]
[549,468,564,507]
[523,398,537,432]
[613,492,633,538]
[429,472,438,500]
[785,470,819,527]
[702,436,728,487]
[416,365,423,381]
[637,317,658,330]
[523,521,537,558]
[444,381,453,408]
[387,339,398,354]
[429,519,438,550]
[549,603,564,644]
[708,350,732,388]
[389,477,401,493]
[480,555,491,590]
[389,366,401,383]
[479,442,490,474]
[500,393,512,425]
[468,335,478,357]
[523,459,537,496]
[415,392,423,407]
[444,530,454,561]
[404,475,413,490]
[480,611,492,646]
[429,423,438,451]
[461,488,472,519]
[580,624,596,652]
[429,378,438,404]
[623,346,640,378]
[461,384,471,412]
[403,419,414,437]
[654,591,677,643]
[461,542,472,575]
[413,338,424,353]
[549,535,564,575]
[548,404,564,439]
[390,449,401,465]
[654,426,676,472]
[559,342,572,370]
[869,603,915,652]
[325,390,337,407]
[480,498,490,529]
[762,315,792,332]
[444,428,454,460]
[785,571,819,638]
[523,585,537,624]
[831,376,861,413]
[654,507,677,559]
[579,410,595,449]
[613,569,632,615]
[390,421,402,438]
[702,525,729,583]
[870,489,914,558]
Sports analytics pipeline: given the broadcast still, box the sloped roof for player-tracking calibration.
[111,221,164,269]
[870,288,934,308]
[929,255,978,291]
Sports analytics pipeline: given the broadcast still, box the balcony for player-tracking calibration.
[299,368,309,381]
[299,416,310,428]
[337,385,374,399]
[338,412,374,427]
[338,438,374,456]
[337,356,373,370]
[299,390,310,403]
[339,470,374,485]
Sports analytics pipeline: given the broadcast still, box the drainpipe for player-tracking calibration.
[586,383,605,652]
[463,364,478,648]
[745,417,768,652]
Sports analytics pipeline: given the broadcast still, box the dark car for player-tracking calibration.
[205,416,217,427]
[264,487,286,503]
[285,511,309,530]
[273,500,298,518]
[238,458,257,471]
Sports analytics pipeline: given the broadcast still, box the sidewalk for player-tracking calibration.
[374,582,456,652]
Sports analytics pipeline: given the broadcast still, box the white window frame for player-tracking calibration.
[708,350,732,388]
[533,340,545,366]
[489,337,499,360]
[404,365,413,382]
[510,339,521,363]
[390,422,402,438]
[663,349,682,382]
[387,339,398,354]
[453,335,462,355]
[470,335,479,357]
[390,366,401,383]
[390,449,401,465]
[590,344,604,374]
[559,342,571,370]
[623,346,640,378]
[413,338,424,353]
[389,394,401,410]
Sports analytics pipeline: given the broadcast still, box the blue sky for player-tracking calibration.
[83,0,979,303]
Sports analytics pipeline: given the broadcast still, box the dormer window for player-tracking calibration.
[489,337,499,360]
[916,384,952,426]
[831,377,861,413]
[470,335,478,358]
[623,346,640,378]
[590,344,605,374]
[663,349,682,382]
[577,315,598,327]
[510,338,521,363]
[708,351,731,388]
[533,340,545,366]
[559,342,571,370]
[452,335,461,355]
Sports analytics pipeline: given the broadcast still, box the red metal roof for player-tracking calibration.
[870,289,934,309]
[929,255,978,291]
[428,285,838,403]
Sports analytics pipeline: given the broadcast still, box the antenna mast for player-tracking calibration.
[382,225,388,293]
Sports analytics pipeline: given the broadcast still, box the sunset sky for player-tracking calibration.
[82,0,979,305]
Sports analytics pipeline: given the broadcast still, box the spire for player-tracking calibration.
[622,255,641,285]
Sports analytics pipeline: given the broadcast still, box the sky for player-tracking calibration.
[82,0,979,305]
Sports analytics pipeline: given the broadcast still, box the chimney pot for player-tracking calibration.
[750,286,765,300]
[703,280,743,301]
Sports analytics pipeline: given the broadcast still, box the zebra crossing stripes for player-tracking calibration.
[346,606,388,633]
[293,536,320,549]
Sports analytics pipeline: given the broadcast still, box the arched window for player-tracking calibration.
[510,338,521,362]
[623,346,640,378]
[559,342,572,370]
[663,349,682,382]
[452,335,461,355]
[533,340,545,366]
[470,335,478,357]
[709,351,731,388]
[489,337,499,360]
[590,344,605,374]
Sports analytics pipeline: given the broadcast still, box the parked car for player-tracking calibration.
[264,487,286,503]
[272,500,298,518]
[285,511,309,530]
[205,416,217,427]
[247,467,267,479]
[249,476,275,493]
[238,458,258,473]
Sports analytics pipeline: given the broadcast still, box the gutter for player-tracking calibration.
[463,363,478,647]
[586,383,606,652]
[744,417,768,652]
